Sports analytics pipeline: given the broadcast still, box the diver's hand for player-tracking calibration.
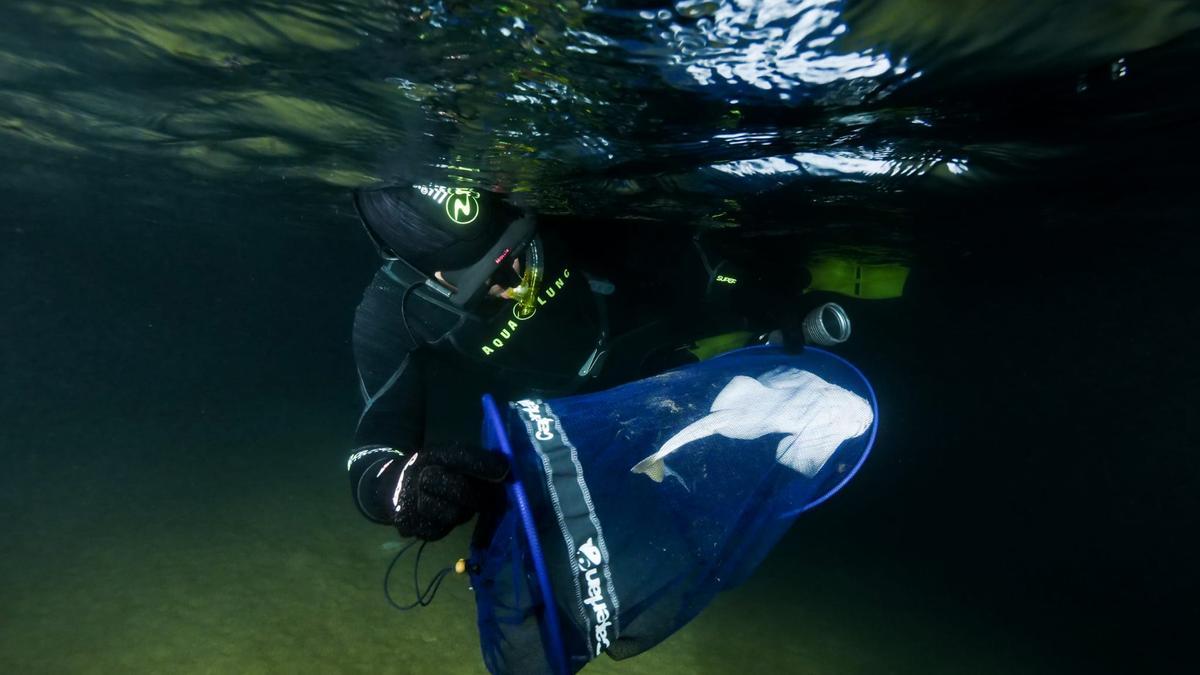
[385,445,510,541]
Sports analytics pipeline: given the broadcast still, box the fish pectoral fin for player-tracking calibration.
[710,375,767,411]
[775,433,838,478]
[631,456,666,482]
[775,434,795,460]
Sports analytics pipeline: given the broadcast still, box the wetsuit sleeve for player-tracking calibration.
[346,267,428,523]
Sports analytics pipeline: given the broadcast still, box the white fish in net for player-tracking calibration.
[631,367,873,483]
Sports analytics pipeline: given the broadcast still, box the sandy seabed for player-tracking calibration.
[0,418,1050,675]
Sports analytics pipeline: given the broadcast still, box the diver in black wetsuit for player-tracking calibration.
[346,183,810,542]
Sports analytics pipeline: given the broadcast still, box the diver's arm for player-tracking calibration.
[347,268,430,523]
[345,267,509,538]
[346,344,509,538]
[347,347,428,520]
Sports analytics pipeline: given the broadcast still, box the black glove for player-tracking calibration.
[363,445,510,542]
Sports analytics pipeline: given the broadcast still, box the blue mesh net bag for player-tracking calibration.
[469,346,879,675]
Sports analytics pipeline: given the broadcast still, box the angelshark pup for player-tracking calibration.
[631,367,873,483]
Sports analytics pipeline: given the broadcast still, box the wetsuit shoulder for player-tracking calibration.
[352,265,459,449]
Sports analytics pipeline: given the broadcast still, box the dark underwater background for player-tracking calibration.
[2,1,1198,673]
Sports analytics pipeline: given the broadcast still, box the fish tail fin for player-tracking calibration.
[631,456,666,482]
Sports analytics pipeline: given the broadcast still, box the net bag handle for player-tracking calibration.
[482,394,570,675]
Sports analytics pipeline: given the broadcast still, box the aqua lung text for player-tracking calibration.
[481,268,571,356]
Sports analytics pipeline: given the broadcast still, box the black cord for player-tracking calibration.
[398,281,421,351]
[383,539,453,611]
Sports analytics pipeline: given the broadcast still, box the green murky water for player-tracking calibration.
[3,2,1198,673]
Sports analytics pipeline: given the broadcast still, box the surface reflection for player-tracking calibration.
[1,0,1198,229]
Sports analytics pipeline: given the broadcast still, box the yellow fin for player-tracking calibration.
[632,457,665,482]
[806,257,909,300]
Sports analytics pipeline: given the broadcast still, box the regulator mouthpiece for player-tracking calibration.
[803,302,852,346]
